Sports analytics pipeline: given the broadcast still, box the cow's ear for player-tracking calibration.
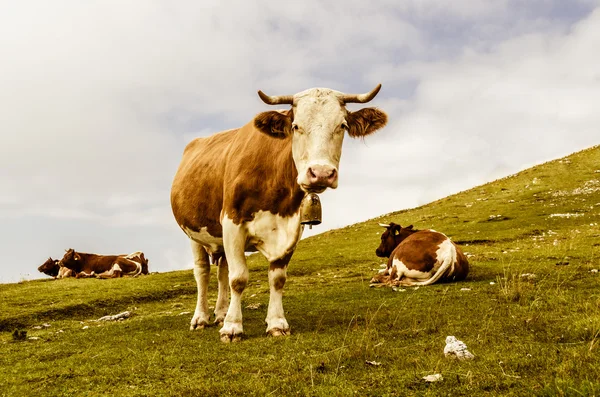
[406,225,413,230]
[254,111,293,139]
[392,224,401,235]
[346,108,388,138]
[74,253,81,261]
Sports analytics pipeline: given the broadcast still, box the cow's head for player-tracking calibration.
[254,84,387,193]
[375,222,416,258]
[38,257,60,277]
[59,248,82,271]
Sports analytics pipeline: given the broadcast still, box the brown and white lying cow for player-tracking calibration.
[372,223,469,286]
[38,257,75,278]
[171,84,388,342]
[58,249,148,279]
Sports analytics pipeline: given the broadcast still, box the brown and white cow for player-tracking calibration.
[58,249,146,279]
[372,223,469,286]
[171,85,388,342]
[38,257,75,278]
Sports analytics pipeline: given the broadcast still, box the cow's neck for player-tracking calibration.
[395,230,419,247]
[224,125,306,224]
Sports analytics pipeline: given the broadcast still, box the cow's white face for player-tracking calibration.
[291,90,347,192]
[254,86,388,194]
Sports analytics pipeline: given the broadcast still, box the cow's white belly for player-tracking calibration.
[391,259,432,279]
[183,226,224,255]
[246,210,304,262]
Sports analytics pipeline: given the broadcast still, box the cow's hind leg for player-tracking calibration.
[214,256,229,326]
[190,241,211,330]
[265,253,292,337]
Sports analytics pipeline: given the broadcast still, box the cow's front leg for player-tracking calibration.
[190,241,211,330]
[214,256,229,326]
[265,253,292,337]
[76,271,95,278]
[220,217,248,343]
[96,264,123,279]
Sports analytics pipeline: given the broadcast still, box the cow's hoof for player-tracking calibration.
[219,322,243,342]
[213,317,225,327]
[190,316,210,331]
[220,332,243,343]
[267,327,290,337]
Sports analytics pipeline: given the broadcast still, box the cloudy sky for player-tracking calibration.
[1,1,599,283]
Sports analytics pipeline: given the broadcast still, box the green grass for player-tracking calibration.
[2,145,600,396]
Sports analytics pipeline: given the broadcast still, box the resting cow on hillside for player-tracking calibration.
[171,84,388,342]
[38,257,75,278]
[58,249,148,279]
[372,223,469,286]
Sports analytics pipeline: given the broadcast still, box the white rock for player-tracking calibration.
[520,273,537,279]
[422,374,443,382]
[444,336,474,360]
[97,311,131,322]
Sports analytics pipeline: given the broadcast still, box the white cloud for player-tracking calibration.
[309,6,600,236]
[0,1,598,282]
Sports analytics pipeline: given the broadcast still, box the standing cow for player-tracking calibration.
[171,85,388,342]
[373,223,469,286]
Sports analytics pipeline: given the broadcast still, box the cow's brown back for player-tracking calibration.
[390,231,447,273]
[171,128,238,238]
[76,253,122,274]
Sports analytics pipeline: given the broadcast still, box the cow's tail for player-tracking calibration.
[402,240,456,286]
[123,257,143,277]
[131,260,143,277]
[125,251,146,276]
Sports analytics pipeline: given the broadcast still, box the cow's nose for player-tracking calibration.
[307,165,337,186]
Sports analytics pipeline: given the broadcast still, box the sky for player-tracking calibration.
[1,0,599,283]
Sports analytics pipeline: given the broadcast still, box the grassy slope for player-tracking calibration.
[1,145,599,396]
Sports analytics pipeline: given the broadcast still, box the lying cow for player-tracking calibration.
[372,223,469,286]
[38,257,75,278]
[58,249,147,279]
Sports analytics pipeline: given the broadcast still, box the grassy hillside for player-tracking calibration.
[1,145,599,396]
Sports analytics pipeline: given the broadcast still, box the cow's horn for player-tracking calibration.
[341,84,382,104]
[257,90,294,105]
[378,223,390,228]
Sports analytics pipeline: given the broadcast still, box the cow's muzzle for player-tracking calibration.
[302,165,337,192]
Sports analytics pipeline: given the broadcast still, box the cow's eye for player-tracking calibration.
[341,122,349,130]
[292,124,299,131]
